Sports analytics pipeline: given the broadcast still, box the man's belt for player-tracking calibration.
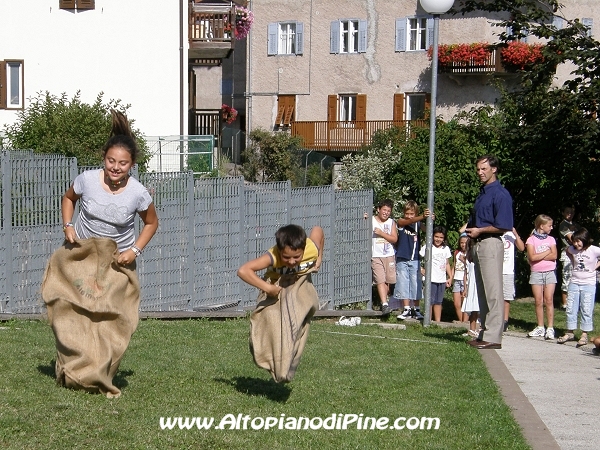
[474,233,502,242]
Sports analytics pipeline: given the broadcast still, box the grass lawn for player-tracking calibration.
[0,317,530,450]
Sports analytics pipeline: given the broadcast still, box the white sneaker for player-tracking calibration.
[528,326,545,337]
[336,316,361,327]
[397,308,412,320]
[545,327,555,340]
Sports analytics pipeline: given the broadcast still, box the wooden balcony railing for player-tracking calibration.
[439,48,505,74]
[189,3,235,59]
[291,120,427,153]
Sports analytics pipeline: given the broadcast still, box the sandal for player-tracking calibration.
[557,333,575,344]
[577,335,589,347]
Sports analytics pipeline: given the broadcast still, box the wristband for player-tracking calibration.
[63,222,73,231]
[131,245,142,257]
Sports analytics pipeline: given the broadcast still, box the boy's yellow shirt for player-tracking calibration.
[264,238,319,281]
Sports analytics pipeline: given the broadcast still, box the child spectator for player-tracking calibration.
[452,233,469,322]
[394,201,430,320]
[557,228,600,346]
[462,238,480,338]
[371,199,398,315]
[420,225,452,322]
[502,227,525,332]
[558,206,578,310]
[526,214,558,340]
[237,224,324,383]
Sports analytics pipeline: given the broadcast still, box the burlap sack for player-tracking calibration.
[41,238,140,398]
[249,270,318,383]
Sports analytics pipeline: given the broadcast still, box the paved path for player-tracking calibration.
[481,332,600,450]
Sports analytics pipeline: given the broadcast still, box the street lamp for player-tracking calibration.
[419,0,454,326]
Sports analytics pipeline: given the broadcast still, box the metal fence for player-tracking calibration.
[0,150,373,314]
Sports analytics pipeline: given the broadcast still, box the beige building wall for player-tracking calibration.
[244,0,599,133]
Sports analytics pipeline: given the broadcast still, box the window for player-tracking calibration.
[395,17,433,52]
[405,93,430,121]
[0,60,24,110]
[59,0,95,10]
[327,94,367,122]
[330,19,367,54]
[582,18,594,37]
[267,22,304,55]
[275,95,295,127]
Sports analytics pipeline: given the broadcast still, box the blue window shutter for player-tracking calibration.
[506,25,513,38]
[522,28,529,43]
[296,22,304,55]
[582,18,593,37]
[552,16,564,30]
[395,18,406,52]
[268,23,278,55]
[426,17,434,49]
[330,21,339,54]
[358,19,367,53]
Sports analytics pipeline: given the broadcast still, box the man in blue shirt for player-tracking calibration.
[466,155,513,349]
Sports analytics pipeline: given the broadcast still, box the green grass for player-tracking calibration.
[0,318,530,450]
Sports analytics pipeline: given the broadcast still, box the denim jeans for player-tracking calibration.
[566,283,596,331]
[392,259,422,301]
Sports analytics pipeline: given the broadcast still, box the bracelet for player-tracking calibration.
[131,245,142,257]
[63,222,73,231]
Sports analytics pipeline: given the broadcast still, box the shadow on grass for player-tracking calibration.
[422,329,470,344]
[215,376,291,402]
[37,360,133,390]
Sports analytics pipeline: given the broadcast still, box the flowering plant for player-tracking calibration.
[428,43,493,66]
[234,6,254,40]
[500,41,544,70]
[221,104,238,124]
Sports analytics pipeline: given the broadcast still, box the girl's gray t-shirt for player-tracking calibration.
[73,169,153,252]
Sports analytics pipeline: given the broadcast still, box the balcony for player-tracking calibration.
[438,48,506,75]
[189,2,235,60]
[291,120,427,155]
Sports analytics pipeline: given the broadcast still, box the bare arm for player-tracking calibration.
[237,253,281,297]
[513,228,525,252]
[61,185,80,244]
[543,244,558,262]
[373,222,398,244]
[309,226,325,271]
[466,225,510,239]
[446,259,453,287]
[526,243,552,262]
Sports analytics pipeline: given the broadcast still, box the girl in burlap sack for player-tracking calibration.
[238,224,324,383]
[42,110,158,398]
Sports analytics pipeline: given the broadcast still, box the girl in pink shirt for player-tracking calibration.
[526,214,557,340]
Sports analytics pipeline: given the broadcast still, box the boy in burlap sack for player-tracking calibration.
[238,224,324,383]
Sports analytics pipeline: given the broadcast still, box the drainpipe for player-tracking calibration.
[180,0,185,136]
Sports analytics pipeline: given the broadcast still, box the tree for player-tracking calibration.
[241,129,303,185]
[2,91,151,170]
[455,0,600,232]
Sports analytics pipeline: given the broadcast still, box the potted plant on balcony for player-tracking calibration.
[233,5,254,40]
[429,42,493,69]
[500,41,545,71]
[221,104,238,124]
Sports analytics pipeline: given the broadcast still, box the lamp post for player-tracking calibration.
[419,0,454,326]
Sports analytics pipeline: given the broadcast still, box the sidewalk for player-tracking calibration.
[480,331,600,450]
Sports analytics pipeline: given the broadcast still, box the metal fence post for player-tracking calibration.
[188,171,195,309]
[2,152,12,312]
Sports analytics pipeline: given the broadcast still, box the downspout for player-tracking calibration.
[246,0,253,145]
[180,0,185,136]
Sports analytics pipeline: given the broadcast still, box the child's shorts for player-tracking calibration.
[452,279,464,293]
[372,256,396,284]
[529,270,557,286]
[431,282,446,305]
[503,274,515,300]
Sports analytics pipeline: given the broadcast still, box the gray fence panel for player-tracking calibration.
[290,185,334,309]
[192,177,244,310]
[0,151,373,313]
[333,189,373,308]
[137,172,192,311]
[241,181,291,309]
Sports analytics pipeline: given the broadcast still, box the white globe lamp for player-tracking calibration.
[419,0,454,14]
